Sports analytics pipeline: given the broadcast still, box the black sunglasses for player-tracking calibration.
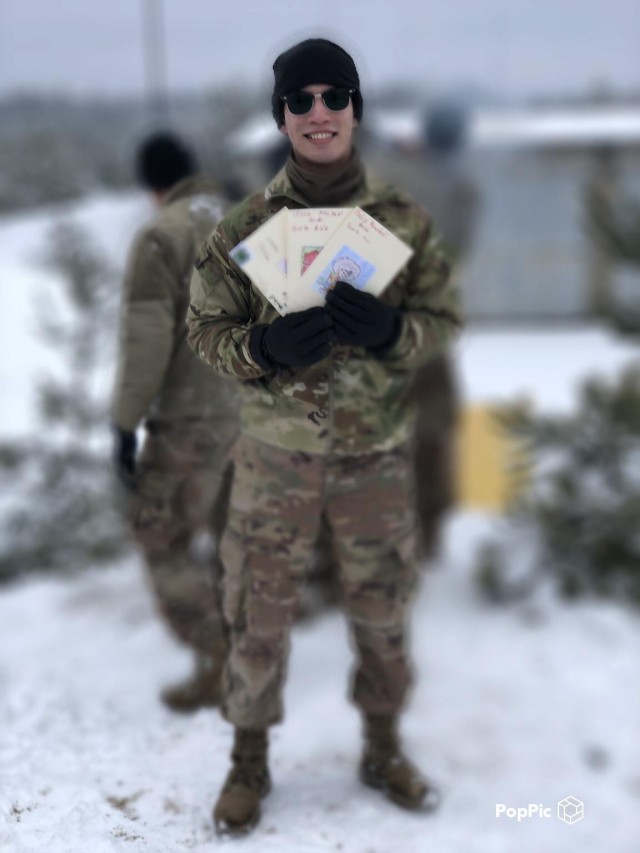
[281,87,355,116]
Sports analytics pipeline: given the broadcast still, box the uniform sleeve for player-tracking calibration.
[187,224,271,381]
[111,229,178,430]
[380,216,463,371]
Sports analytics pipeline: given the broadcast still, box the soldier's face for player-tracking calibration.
[280,84,357,169]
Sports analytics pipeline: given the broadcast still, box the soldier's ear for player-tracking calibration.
[279,124,289,137]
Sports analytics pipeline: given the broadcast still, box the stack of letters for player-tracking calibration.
[229,207,413,315]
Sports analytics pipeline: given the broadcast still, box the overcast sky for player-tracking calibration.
[0,0,638,100]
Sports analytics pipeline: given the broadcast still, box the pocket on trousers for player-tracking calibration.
[129,468,184,553]
[346,529,417,631]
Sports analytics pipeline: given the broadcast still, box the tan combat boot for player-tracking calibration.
[360,714,440,811]
[213,728,271,837]
[160,654,224,713]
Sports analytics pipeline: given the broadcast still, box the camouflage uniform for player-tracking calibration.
[112,175,239,659]
[187,163,461,728]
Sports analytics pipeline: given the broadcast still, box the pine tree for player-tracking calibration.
[477,366,640,606]
[0,221,130,581]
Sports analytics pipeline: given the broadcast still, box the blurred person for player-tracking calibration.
[409,102,480,559]
[187,38,461,836]
[343,102,478,560]
[587,183,640,263]
[111,132,239,712]
[585,175,640,330]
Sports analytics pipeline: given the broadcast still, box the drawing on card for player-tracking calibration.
[230,243,251,266]
[301,246,323,276]
[311,245,376,297]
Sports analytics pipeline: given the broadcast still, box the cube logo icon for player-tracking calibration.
[557,796,584,824]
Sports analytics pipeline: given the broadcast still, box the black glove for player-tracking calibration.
[325,281,402,352]
[112,426,137,489]
[249,306,334,371]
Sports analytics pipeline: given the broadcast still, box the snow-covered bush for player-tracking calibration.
[477,367,640,606]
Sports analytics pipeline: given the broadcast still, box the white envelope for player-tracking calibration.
[229,207,288,314]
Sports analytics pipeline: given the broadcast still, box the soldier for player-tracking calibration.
[365,103,478,558]
[112,132,239,712]
[410,103,479,558]
[587,183,640,263]
[187,39,462,836]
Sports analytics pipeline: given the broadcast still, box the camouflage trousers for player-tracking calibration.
[129,419,238,658]
[220,434,418,729]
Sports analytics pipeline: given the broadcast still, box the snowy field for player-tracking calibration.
[1,194,639,852]
[1,517,639,853]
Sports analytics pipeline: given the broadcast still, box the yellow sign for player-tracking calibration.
[455,405,530,511]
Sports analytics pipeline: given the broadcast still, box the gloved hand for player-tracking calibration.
[249,306,334,371]
[112,426,137,489]
[325,281,401,352]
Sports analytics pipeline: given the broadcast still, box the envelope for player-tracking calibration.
[287,207,350,286]
[229,207,288,314]
[287,207,414,312]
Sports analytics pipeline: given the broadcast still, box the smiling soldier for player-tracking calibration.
[187,37,462,836]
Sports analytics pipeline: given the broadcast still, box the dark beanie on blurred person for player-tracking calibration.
[136,132,196,192]
[271,38,363,127]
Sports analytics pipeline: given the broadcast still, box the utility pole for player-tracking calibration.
[142,0,169,123]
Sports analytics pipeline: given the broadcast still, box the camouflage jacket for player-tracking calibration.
[187,164,462,456]
[112,175,239,432]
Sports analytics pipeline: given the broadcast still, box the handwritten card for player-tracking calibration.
[287,208,350,286]
[229,207,288,314]
[287,207,414,312]
[229,206,413,316]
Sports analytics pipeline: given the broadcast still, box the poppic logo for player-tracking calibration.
[557,796,584,825]
[495,797,584,824]
[496,803,552,821]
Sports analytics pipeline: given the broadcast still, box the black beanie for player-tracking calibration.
[271,38,363,127]
[135,132,196,192]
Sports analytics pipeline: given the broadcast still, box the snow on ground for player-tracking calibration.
[1,193,640,851]
[456,325,640,412]
[1,515,639,853]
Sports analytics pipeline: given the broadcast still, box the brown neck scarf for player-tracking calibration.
[285,150,366,206]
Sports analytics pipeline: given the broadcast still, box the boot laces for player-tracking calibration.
[228,746,268,793]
